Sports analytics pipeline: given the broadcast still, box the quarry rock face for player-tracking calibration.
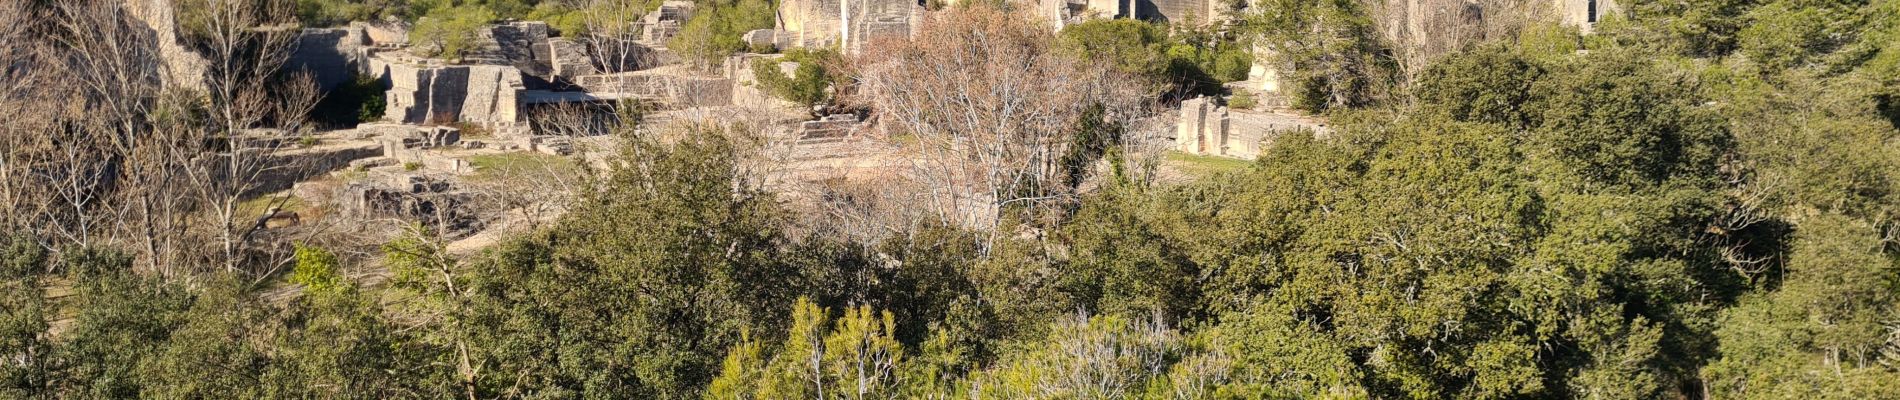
[121,0,208,89]
[375,59,527,133]
[776,0,918,54]
[288,27,372,92]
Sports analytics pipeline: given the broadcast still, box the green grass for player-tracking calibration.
[237,192,308,217]
[467,152,582,182]
[1165,151,1254,177]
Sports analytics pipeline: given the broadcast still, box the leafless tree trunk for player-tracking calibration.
[853,5,1146,248]
[174,0,321,274]
[567,0,657,73]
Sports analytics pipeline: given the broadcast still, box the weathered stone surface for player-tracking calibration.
[1175,97,1220,155]
[572,71,732,106]
[288,27,371,92]
[377,59,527,130]
[742,29,777,50]
[1556,0,1619,33]
[354,19,409,46]
[349,157,398,170]
[338,171,474,230]
[1176,96,1328,160]
[1133,0,1227,23]
[797,114,864,142]
[547,38,600,78]
[122,0,208,88]
[528,136,574,155]
[640,1,696,43]
[777,0,916,54]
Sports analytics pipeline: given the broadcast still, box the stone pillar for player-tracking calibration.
[1176,97,1208,154]
[1213,106,1231,156]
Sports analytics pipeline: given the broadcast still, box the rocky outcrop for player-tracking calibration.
[122,0,208,89]
[374,58,527,133]
[776,0,918,54]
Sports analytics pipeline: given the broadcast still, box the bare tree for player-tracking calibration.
[172,0,323,274]
[567,0,659,73]
[853,5,1147,246]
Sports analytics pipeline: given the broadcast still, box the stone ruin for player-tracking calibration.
[1176,97,1231,156]
[796,114,868,144]
[280,17,740,139]
[1175,96,1327,160]
[773,0,920,54]
[375,60,530,135]
[1558,0,1620,33]
[640,1,697,43]
[335,171,479,232]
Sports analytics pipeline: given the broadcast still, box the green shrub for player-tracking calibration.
[1058,19,1255,95]
[669,0,776,70]
[410,5,496,61]
[310,74,386,129]
[752,48,843,112]
[291,245,344,294]
[1228,91,1256,110]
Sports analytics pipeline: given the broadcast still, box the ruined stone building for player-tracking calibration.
[1557,0,1619,33]
[1176,96,1327,159]
[285,16,752,137]
[641,1,698,43]
[774,0,920,53]
[1038,0,1237,28]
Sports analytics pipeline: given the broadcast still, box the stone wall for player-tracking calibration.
[548,38,599,79]
[572,72,732,106]
[779,0,845,48]
[1175,97,1230,155]
[1176,96,1329,159]
[842,0,916,54]
[375,58,527,132]
[465,21,555,84]
[1137,0,1222,23]
[777,0,914,53]
[640,1,696,43]
[1556,0,1619,33]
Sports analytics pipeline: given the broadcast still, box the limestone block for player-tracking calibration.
[422,126,461,147]
[349,157,398,170]
[548,38,599,78]
[1212,106,1231,156]
[742,29,778,50]
[529,136,575,155]
[356,20,410,46]
[122,0,209,89]
[1175,97,1208,153]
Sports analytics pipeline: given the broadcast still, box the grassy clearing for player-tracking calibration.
[1164,151,1254,177]
[467,152,582,182]
[237,192,308,216]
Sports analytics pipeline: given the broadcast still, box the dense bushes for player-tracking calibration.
[751,48,845,112]
[669,0,776,69]
[6,2,1899,399]
[1058,18,1255,95]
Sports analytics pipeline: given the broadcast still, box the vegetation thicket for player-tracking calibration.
[2,0,1898,398]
